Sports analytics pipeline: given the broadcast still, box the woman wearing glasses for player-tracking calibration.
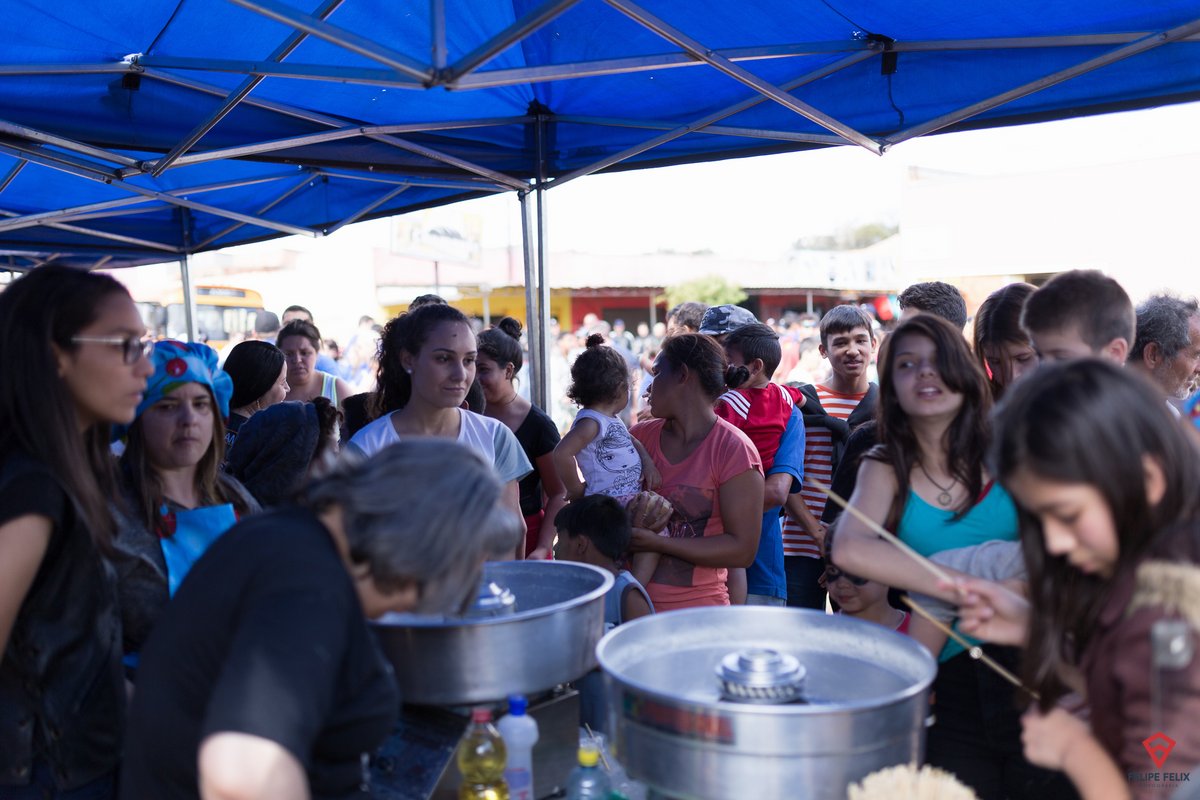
[111,341,259,669]
[0,266,153,799]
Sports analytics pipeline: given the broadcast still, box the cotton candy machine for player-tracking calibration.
[369,561,614,799]
[597,606,937,800]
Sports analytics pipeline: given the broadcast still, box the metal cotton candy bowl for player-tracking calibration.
[372,561,614,706]
[596,606,937,800]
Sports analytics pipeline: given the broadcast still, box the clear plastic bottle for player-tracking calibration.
[565,745,612,800]
[458,708,510,800]
[496,695,539,800]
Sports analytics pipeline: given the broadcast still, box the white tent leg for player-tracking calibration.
[179,254,198,343]
[520,190,549,411]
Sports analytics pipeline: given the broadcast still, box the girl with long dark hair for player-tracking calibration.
[476,316,567,560]
[957,360,1200,800]
[832,314,1070,799]
[973,282,1038,399]
[113,341,259,661]
[349,304,531,553]
[0,266,153,797]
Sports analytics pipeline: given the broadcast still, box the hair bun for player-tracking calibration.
[585,333,605,348]
[725,364,751,389]
[496,316,523,340]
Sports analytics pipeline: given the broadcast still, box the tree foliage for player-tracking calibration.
[662,274,747,308]
[792,222,898,251]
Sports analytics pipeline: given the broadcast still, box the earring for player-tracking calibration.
[405,368,412,374]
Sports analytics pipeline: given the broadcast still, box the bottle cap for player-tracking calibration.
[507,694,527,716]
[577,745,600,767]
[471,707,492,723]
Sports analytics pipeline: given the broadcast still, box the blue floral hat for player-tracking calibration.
[113,340,232,441]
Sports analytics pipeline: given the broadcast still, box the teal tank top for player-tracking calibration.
[897,482,1019,662]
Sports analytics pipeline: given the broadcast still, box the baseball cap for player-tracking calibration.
[698,304,758,336]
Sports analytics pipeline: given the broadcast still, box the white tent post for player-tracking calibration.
[535,182,550,411]
[179,209,199,342]
[179,254,199,342]
[519,189,547,410]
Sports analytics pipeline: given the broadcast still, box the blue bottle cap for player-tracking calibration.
[507,694,527,716]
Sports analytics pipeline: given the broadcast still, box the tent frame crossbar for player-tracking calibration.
[148,0,348,177]
[0,208,182,253]
[885,16,1200,147]
[0,161,24,194]
[227,0,432,82]
[194,170,317,248]
[602,0,882,154]
[0,141,318,238]
[0,170,312,231]
[551,48,877,186]
[0,168,320,234]
[323,184,410,235]
[443,0,583,82]
[12,31,1193,86]
[554,114,846,143]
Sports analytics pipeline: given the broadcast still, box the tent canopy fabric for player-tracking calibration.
[2,0,1200,267]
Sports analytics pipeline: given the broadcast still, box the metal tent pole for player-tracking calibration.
[179,209,199,342]
[179,254,199,342]
[535,182,550,411]
[519,190,545,409]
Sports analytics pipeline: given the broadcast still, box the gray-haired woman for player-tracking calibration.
[119,440,523,800]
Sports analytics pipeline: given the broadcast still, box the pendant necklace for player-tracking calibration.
[918,462,955,507]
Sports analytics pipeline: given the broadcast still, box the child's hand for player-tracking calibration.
[527,546,551,561]
[1020,706,1090,771]
[951,578,1031,646]
[627,491,672,532]
[641,462,662,491]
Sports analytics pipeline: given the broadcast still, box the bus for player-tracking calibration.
[139,286,267,348]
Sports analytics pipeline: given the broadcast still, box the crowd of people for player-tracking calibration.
[1,264,1199,800]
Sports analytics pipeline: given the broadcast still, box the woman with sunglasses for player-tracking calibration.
[0,266,153,798]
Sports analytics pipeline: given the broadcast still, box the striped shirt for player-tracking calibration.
[782,385,869,558]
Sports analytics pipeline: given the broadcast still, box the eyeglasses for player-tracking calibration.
[822,565,869,587]
[71,334,155,364]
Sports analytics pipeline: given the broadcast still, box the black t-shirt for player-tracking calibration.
[121,506,399,800]
[514,405,560,516]
[0,449,125,787]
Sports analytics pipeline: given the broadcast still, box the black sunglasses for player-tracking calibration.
[823,565,869,587]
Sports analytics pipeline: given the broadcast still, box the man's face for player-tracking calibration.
[282,309,312,324]
[1154,314,1200,399]
[1030,326,1101,364]
[820,325,874,379]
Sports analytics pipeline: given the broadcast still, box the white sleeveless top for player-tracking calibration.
[573,409,642,500]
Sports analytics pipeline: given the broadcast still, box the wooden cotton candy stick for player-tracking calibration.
[806,476,958,587]
[901,595,1039,701]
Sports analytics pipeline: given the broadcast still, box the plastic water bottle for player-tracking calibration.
[565,745,611,800]
[496,695,539,800]
[457,708,509,800]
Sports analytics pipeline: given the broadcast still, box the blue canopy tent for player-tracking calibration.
[2,0,1200,403]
